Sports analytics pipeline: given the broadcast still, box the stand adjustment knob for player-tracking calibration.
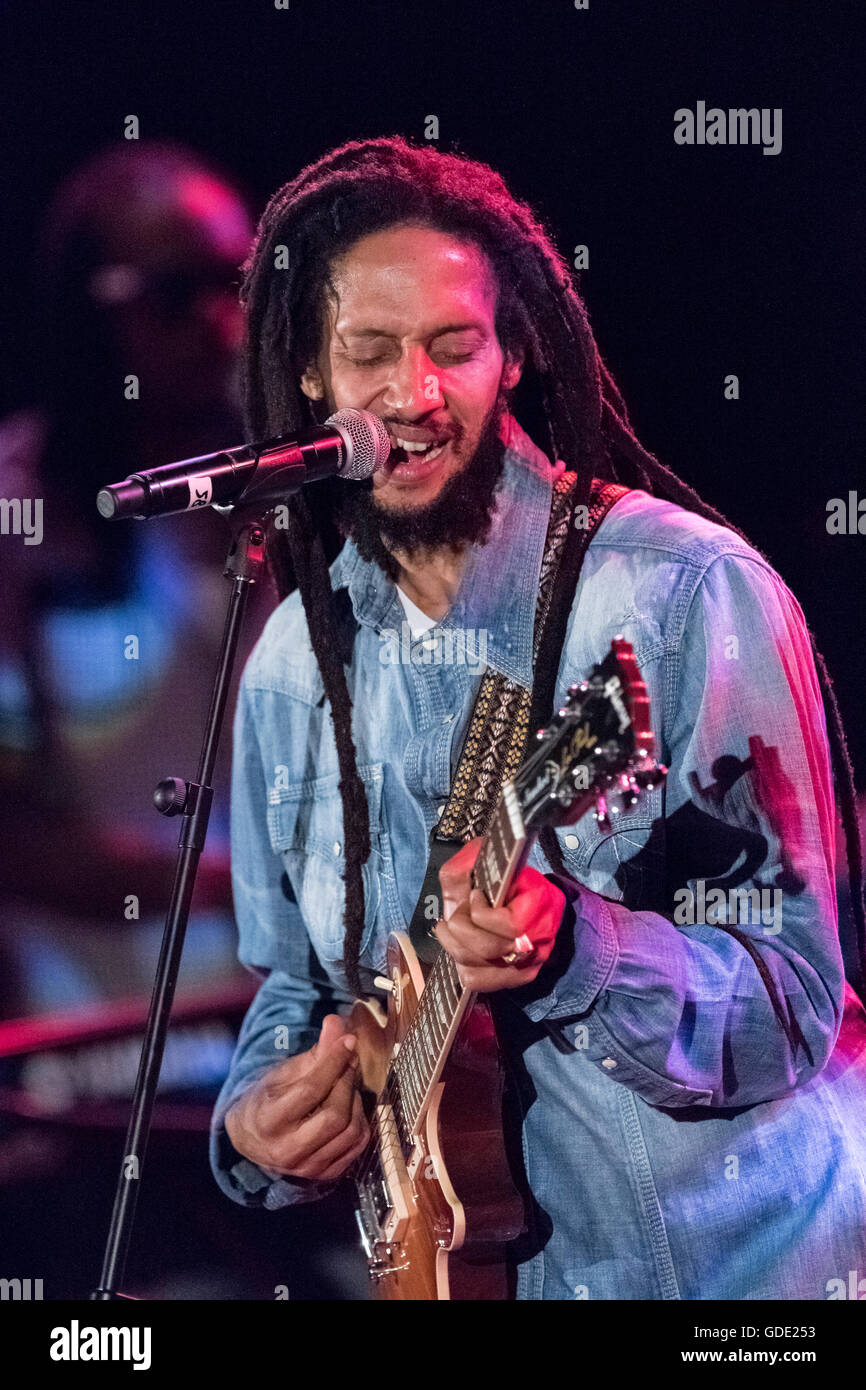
[153,777,189,816]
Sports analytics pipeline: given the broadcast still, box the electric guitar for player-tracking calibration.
[349,636,665,1299]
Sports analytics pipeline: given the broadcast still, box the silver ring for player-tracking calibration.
[502,934,534,965]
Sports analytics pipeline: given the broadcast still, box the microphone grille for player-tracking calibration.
[327,409,392,480]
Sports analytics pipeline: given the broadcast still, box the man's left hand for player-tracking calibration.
[434,838,566,993]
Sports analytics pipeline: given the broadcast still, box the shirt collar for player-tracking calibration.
[331,416,559,689]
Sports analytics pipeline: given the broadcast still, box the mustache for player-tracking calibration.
[329,393,510,578]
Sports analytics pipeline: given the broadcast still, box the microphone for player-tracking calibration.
[96,408,392,520]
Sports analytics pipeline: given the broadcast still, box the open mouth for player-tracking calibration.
[387,435,449,467]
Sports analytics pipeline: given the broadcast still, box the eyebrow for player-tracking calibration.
[341,322,488,341]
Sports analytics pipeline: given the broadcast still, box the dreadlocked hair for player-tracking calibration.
[241,135,865,1002]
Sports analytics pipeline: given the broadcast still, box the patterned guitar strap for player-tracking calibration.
[407,473,629,965]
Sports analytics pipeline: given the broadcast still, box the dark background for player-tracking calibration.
[0,0,862,1299]
[2,0,862,766]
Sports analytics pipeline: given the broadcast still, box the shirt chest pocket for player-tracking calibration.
[265,762,394,961]
[537,802,665,910]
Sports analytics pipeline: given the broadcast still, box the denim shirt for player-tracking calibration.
[211,418,866,1300]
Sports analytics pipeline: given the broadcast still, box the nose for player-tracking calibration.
[381,344,445,416]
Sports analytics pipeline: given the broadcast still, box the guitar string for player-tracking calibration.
[353,955,450,1186]
[354,949,463,1194]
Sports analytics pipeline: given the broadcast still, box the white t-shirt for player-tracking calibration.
[395,585,437,638]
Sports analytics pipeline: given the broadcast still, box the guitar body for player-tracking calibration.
[349,932,525,1300]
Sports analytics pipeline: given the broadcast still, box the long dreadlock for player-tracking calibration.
[240,135,864,1002]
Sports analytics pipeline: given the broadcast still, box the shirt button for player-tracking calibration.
[422,637,437,651]
[601,1057,617,1069]
[564,834,579,850]
[333,841,342,856]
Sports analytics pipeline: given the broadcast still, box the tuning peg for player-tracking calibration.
[616,773,640,808]
[630,761,667,791]
[594,795,611,831]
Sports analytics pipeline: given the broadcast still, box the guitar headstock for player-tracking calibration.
[514,636,666,834]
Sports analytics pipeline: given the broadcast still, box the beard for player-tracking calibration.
[320,390,510,580]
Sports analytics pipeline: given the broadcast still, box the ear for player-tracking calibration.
[502,350,524,392]
[300,368,325,400]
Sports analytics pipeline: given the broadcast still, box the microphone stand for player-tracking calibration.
[91,511,268,1300]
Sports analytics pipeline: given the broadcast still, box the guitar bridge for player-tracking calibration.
[355,1102,415,1269]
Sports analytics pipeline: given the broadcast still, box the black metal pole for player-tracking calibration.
[91,518,267,1299]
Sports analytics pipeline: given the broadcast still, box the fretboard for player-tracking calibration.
[387,781,529,1149]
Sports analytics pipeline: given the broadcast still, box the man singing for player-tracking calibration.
[210,136,866,1299]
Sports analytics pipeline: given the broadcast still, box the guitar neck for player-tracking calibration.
[387,783,534,1143]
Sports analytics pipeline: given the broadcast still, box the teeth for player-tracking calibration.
[394,437,447,454]
[391,436,447,464]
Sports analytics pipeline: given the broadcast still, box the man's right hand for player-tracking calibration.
[224,1013,370,1183]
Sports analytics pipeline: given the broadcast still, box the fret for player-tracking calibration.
[391,1086,411,1151]
[419,1009,436,1085]
[431,968,450,1039]
[388,1089,411,1155]
[412,1007,430,1074]
[442,954,463,1010]
[435,958,452,1015]
[425,987,443,1050]
[400,1053,419,1125]
[422,989,444,1050]
[393,1046,419,1121]
[440,964,456,1026]
[406,1039,423,1112]
[419,1002,437,1069]
[442,954,461,1017]
[477,807,513,903]
[404,1027,425,1117]
[391,1056,409,1113]
[388,1064,406,1134]
[488,817,511,876]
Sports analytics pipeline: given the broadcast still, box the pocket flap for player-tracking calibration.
[266,762,384,863]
